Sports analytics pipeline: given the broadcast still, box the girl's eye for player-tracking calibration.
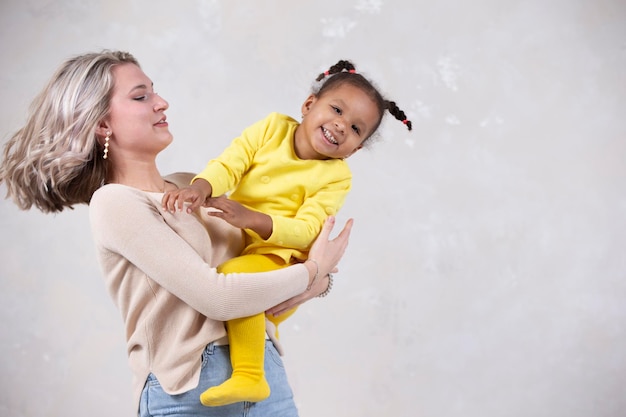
[352,125,360,135]
[331,105,342,114]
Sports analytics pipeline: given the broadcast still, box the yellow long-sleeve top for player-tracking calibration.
[194,112,352,263]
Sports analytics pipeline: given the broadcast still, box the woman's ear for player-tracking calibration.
[301,94,317,116]
[95,121,111,140]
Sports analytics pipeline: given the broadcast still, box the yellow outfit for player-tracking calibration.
[195,112,352,406]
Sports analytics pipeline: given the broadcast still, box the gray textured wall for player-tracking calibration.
[1,1,625,416]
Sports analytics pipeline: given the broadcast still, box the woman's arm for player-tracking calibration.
[89,184,351,321]
[90,184,306,320]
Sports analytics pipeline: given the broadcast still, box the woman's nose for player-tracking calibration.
[154,93,169,111]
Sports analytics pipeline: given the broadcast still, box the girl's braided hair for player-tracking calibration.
[315,60,412,135]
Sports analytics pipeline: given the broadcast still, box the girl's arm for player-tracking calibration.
[265,175,352,250]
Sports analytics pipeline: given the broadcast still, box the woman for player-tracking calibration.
[0,50,352,416]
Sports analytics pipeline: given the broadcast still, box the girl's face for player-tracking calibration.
[100,63,172,160]
[295,83,380,160]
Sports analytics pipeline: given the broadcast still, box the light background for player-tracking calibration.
[1,1,625,416]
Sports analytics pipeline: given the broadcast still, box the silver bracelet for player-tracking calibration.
[306,259,319,290]
[317,273,333,298]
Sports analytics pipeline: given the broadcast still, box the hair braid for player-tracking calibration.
[316,60,356,81]
[385,100,413,131]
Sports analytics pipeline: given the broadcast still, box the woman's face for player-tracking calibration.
[104,63,172,159]
[295,83,380,160]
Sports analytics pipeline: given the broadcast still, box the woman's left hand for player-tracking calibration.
[266,273,331,317]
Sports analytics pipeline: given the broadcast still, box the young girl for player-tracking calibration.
[162,59,412,407]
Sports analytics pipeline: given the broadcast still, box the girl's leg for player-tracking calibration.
[200,254,283,407]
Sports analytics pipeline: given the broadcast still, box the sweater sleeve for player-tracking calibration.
[89,184,308,321]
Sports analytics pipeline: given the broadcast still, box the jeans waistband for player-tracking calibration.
[211,333,271,346]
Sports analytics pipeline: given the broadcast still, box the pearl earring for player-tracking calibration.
[103,131,111,159]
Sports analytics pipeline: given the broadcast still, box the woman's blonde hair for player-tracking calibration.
[0,50,139,213]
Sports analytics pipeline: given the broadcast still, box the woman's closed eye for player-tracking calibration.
[132,91,156,101]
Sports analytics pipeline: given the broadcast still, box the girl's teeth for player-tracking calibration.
[323,128,337,144]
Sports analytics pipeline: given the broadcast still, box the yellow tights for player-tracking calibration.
[199,254,296,407]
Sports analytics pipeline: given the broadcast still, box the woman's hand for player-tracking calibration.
[267,273,331,316]
[308,216,353,279]
[267,216,353,316]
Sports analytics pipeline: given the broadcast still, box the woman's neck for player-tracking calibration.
[107,159,166,192]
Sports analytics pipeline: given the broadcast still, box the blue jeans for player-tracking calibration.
[138,341,299,417]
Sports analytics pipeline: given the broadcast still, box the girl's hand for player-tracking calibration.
[162,178,213,214]
[205,196,273,239]
[162,186,205,213]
